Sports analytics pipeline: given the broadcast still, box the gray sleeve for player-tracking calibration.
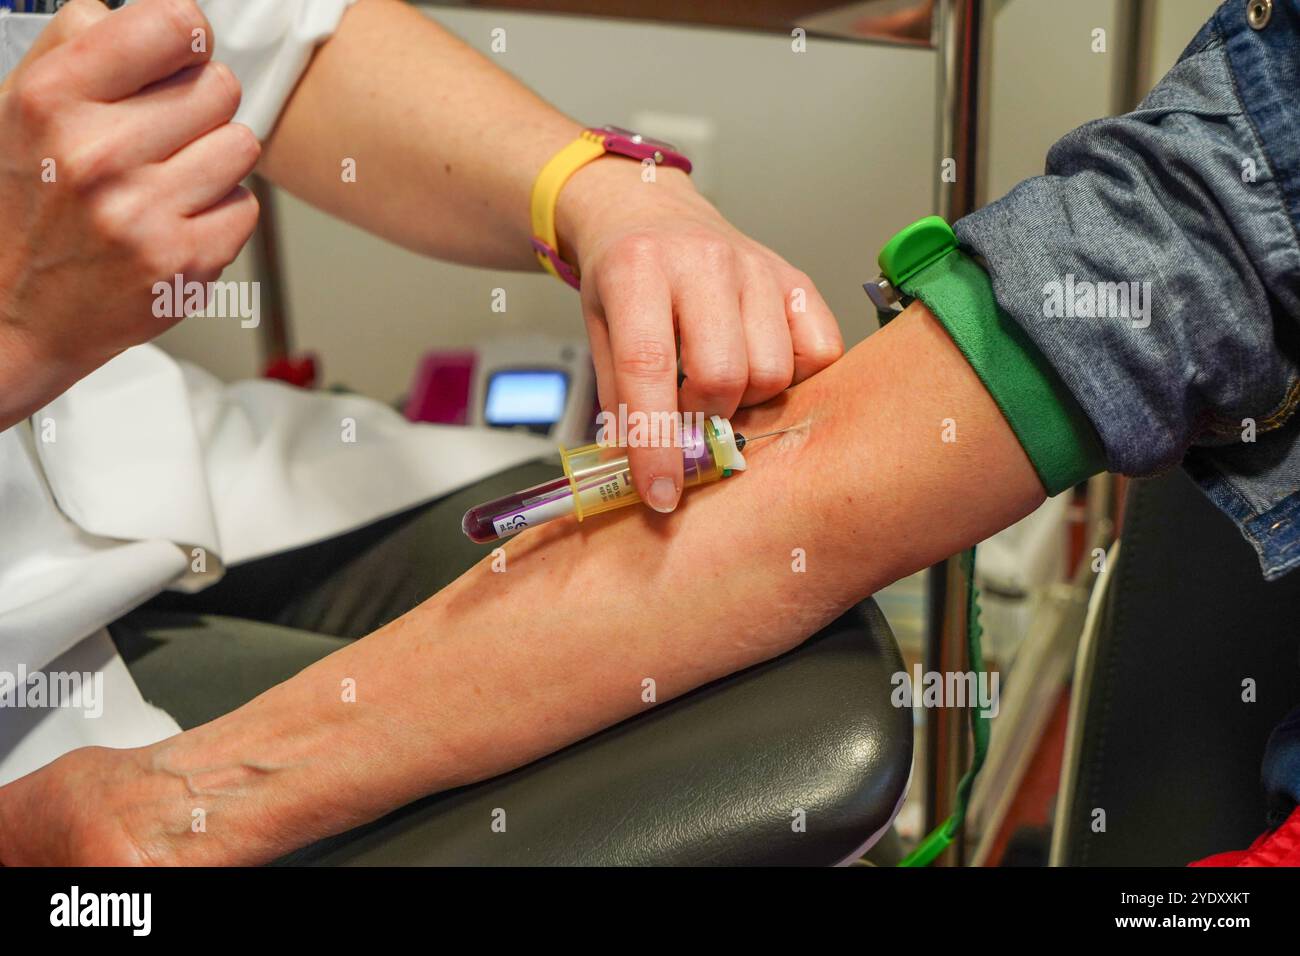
[0,3,357,141]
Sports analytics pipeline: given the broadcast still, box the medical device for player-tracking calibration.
[406,337,598,445]
[461,415,788,543]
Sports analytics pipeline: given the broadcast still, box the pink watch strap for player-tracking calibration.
[530,237,582,290]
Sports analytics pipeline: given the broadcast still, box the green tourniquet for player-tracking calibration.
[882,217,1101,865]
[896,249,1106,496]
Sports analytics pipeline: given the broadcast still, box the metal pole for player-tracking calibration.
[933,0,987,220]
[924,0,988,867]
[1112,0,1155,116]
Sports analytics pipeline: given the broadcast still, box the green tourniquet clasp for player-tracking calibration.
[877,215,958,287]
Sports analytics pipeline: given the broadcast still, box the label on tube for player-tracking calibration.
[491,493,575,538]
[490,466,637,538]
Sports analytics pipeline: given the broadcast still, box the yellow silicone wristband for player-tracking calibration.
[530,130,607,282]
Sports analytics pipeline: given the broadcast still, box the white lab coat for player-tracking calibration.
[0,1,552,784]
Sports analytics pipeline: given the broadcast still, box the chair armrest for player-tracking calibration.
[292,599,912,866]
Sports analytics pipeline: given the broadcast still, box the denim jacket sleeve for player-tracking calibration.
[955,0,1300,580]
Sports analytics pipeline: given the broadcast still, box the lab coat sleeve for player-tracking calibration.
[1,2,355,140]
[195,0,357,140]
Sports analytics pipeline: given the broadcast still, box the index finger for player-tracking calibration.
[787,279,845,383]
[597,268,686,515]
[51,0,214,102]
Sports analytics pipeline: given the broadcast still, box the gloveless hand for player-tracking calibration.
[556,159,844,513]
[0,745,177,866]
[0,0,261,431]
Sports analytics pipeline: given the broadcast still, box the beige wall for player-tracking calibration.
[1150,0,1221,77]
[984,0,1122,202]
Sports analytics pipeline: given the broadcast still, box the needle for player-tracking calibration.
[734,427,793,450]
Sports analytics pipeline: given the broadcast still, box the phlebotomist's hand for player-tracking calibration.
[552,156,844,513]
[0,0,260,433]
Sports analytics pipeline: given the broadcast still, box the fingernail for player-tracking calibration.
[647,477,680,514]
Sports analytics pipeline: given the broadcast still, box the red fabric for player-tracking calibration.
[1190,805,1300,866]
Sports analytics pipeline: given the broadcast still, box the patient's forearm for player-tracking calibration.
[135,303,1045,864]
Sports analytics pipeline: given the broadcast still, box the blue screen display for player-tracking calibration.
[484,370,569,425]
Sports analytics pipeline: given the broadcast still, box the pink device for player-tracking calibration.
[405,350,475,425]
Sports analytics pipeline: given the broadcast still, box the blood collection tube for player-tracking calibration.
[461,415,750,543]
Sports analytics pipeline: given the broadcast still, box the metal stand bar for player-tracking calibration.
[923,0,988,867]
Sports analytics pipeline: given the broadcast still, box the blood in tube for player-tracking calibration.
[460,475,576,544]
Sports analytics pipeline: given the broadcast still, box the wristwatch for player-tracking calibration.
[530,126,693,289]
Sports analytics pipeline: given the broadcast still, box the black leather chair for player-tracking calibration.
[1055,469,1300,865]
[292,600,912,866]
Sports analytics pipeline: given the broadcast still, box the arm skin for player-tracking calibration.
[257,0,704,273]
[256,0,845,508]
[0,301,1044,865]
[257,0,576,271]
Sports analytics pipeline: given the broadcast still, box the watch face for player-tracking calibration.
[599,125,679,153]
